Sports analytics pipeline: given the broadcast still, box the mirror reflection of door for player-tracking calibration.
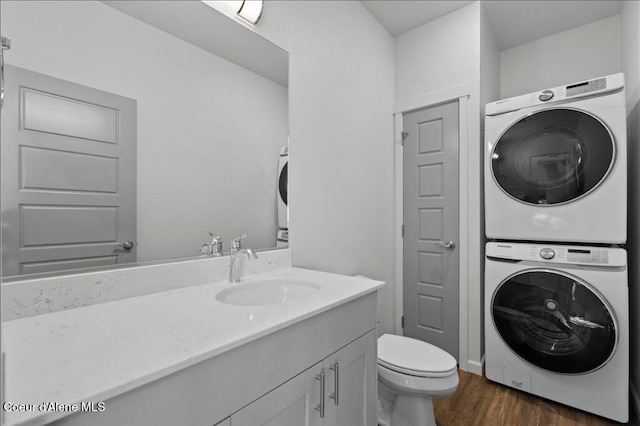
[1,65,136,277]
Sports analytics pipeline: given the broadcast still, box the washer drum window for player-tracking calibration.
[491,108,614,205]
[492,270,617,374]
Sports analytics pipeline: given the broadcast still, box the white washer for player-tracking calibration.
[484,241,629,423]
[485,73,627,244]
[277,145,288,230]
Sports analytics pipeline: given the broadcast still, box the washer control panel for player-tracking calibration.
[486,242,625,267]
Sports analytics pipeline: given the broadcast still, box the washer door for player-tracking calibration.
[491,108,614,205]
[492,270,617,374]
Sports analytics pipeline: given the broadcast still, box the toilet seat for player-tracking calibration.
[378,363,459,396]
[378,334,457,378]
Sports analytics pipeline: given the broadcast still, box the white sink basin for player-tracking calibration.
[216,279,321,306]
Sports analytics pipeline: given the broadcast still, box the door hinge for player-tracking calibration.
[401,316,404,328]
[401,131,408,145]
[401,224,404,237]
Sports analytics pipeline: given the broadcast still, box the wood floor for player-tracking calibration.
[432,370,632,426]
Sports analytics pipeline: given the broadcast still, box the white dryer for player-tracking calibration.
[485,73,627,244]
[484,242,628,422]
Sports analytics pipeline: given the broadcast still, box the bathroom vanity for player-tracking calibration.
[2,268,383,426]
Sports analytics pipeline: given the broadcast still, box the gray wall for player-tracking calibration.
[394,2,484,372]
[499,15,621,98]
[254,1,397,335]
[479,2,501,359]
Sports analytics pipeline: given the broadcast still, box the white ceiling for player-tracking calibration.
[102,1,288,86]
[361,0,623,50]
[360,1,474,36]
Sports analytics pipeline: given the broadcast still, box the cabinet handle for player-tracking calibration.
[329,362,339,405]
[315,371,325,418]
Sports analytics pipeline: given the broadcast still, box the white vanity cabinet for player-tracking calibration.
[47,291,378,426]
[324,330,376,425]
[231,330,376,426]
[231,361,324,426]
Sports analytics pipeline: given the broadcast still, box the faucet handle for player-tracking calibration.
[231,233,248,250]
[245,247,259,260]
[208,232,223,257]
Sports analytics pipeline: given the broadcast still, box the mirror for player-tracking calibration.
[0,0,289,280]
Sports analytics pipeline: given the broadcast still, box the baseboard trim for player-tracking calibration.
[631,381,640,425]
[465,356,484,376]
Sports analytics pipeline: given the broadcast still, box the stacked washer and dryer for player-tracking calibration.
[276,145,289,247]
[483,73,629,423]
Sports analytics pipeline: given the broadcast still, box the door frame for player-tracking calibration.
[394,83,473,372]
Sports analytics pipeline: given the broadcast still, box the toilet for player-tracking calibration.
[377,334,459,426]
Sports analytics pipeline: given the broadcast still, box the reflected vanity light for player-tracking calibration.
[202,0,263,24]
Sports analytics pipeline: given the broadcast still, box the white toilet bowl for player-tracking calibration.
[377,334,459,426]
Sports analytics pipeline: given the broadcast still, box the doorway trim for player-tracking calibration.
[393,83,472,372]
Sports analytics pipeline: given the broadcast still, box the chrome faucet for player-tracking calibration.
[229,234,258,283]
[200,232,223,257]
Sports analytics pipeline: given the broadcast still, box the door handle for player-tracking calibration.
[315,370,325,418]
[329,362,339,405]
[114,241,135,251]
[435,240,456,249]
[0,36,10,109]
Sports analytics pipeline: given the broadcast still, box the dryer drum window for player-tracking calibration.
[491,108,614,205]
[279,161,288,205]
[492,270,617,374]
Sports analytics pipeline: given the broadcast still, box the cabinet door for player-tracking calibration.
[324,330,376,426]
[231,362,324,426]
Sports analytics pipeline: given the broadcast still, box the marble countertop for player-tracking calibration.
[1,267,384,426]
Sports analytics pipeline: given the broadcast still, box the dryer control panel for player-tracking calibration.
[485,73,624,116]
[486,242,626,267]
[565,248,609,264]
[566,77,606,97]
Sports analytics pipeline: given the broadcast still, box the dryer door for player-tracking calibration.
[491,270,617,374]
[278,161,288,206]
[491,108,614,205]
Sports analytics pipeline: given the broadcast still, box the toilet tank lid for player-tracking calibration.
[378,334,457,376]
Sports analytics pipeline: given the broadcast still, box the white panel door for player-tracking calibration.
[1,65,136,277]
[403,100,460,360]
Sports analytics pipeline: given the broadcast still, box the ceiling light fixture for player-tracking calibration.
[202,1,263,25]
[237,1,263,24]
